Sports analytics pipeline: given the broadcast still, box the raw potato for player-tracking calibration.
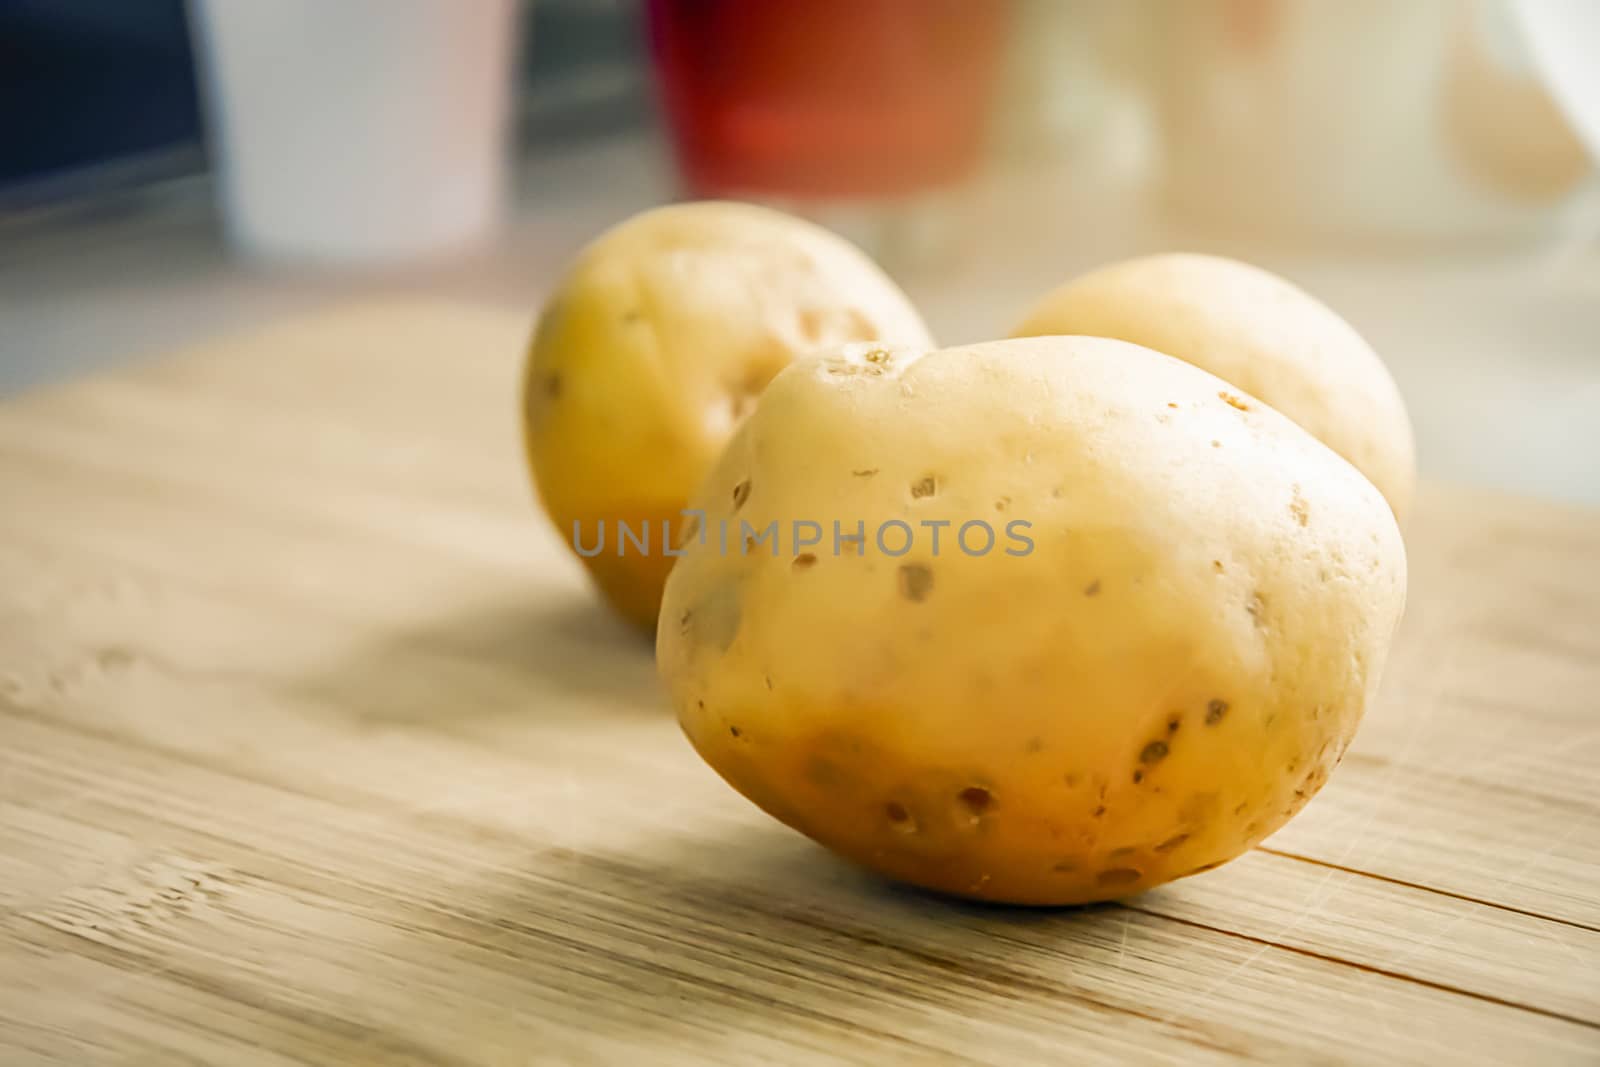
[523,201,932,629]
[1012,253,1416,522]
[659,336,1406,905]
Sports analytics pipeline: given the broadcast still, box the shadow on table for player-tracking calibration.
[342,818,1218,1063]
[292,586,666,727]
[273,582,1252,1059]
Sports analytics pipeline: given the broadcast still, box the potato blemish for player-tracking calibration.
[957,787,994,821]
[898,563,934,602]
[1097,868,1142,887]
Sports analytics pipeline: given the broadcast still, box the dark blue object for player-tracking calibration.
[0,0,204,202]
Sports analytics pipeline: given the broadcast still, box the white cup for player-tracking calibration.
[192,0,519,265]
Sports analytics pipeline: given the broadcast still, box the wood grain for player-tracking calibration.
[1,301,1596,1065]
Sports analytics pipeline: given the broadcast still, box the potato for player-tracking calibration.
[523,202,932,629]
[1012,254,1416,522]
[658,336,1406,905]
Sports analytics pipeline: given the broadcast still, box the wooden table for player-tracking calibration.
[1,302,1595,1065]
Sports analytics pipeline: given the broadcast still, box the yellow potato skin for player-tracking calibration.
[523,202,932,629]
[658,337,1406,905]
[1012,254,1416,523]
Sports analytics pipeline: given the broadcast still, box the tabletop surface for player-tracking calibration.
[0,301,1596,1065]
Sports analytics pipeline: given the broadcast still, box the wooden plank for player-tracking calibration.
[0,533,1595,1029]
[3,439,1595,928]
[2,712,1596,1066]
[2,301,1598,1064]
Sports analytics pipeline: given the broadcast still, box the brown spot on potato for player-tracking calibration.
[1097,868,1142,888]
[851,468,879,477]
[732,479,752,509]
[1132,770,1145,784]
[1051,860,1077,873]
[898,563,934,602]
[621,308,643,324]
[1219,391,1250,411]
[1206,699,1229,725]
[1139,741,1170,765]
[1289,485,1310,527]
[1155,833,1190,853]
[1247,592,1267,624]
[995,496,1010,512]
[1025,737,1045,754]
[543,373,562,399]
[793,553,818,570]
[1166,714,1182,735]
[1109,847,1137,861]
[1084,579,1102,597]
[910,476,937,499]
[884,802,916,833]
[957,787,994,818]
[729,726,741,738]
[1092,805,1107,817]
[1212,560,1224,573]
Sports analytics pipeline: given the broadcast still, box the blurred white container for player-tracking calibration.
[192,0,518,265]
[1153,0,1591,243]
[1512,0,1600,161]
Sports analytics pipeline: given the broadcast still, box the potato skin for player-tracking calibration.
[523,202,932,629]
[658,337,1406,905]
[1012,254,1416,523]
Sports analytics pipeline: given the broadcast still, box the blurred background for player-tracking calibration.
[2,0,1597,503]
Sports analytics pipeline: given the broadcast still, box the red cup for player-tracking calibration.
[647,0,1011,199]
